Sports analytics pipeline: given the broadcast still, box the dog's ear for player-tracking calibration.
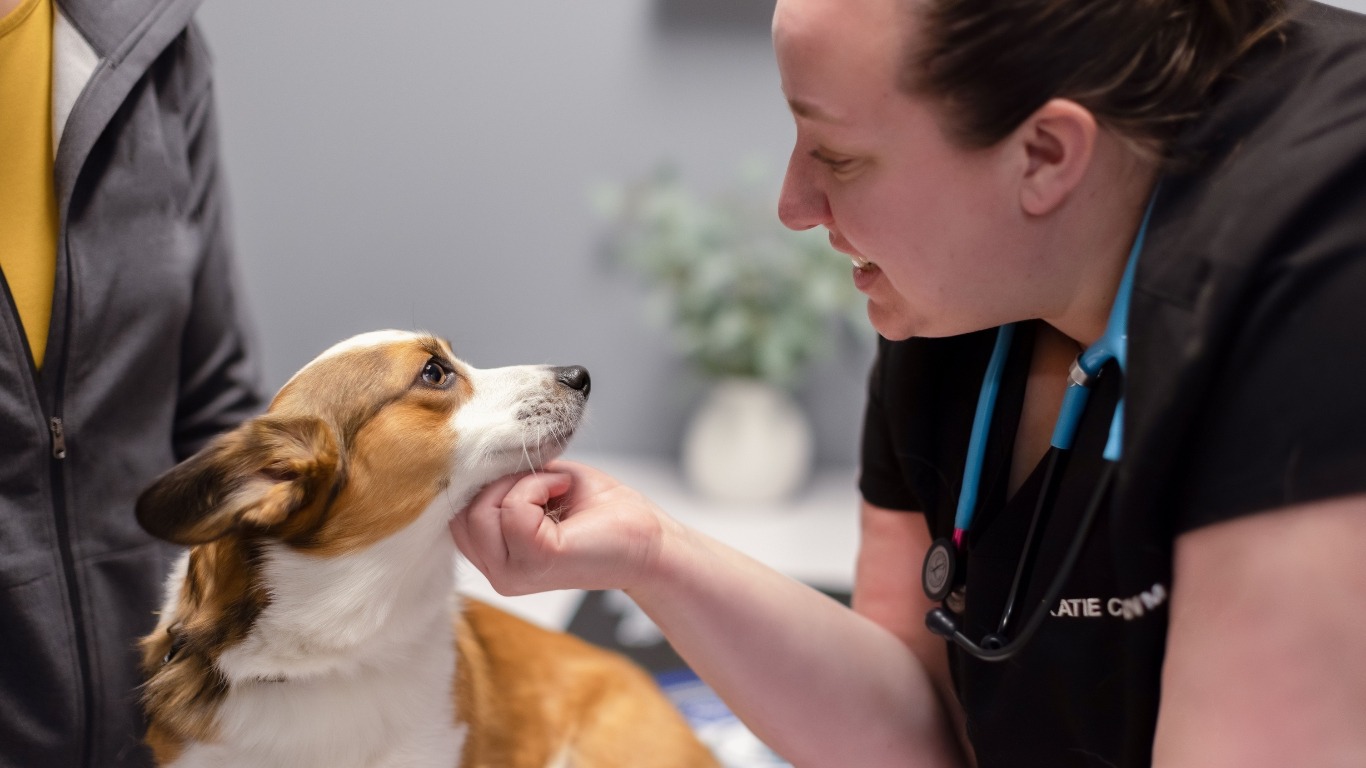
[137,415,342,545]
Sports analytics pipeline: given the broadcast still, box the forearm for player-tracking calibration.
[629,520,966,768]
[452,465,965,766]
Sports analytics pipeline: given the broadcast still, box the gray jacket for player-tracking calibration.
[0,1,263,765]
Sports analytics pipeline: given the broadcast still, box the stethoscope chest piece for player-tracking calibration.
[922,537,960,602]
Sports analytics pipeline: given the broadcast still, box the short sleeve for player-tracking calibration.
[1171,101,1366,531]
[1174,251,1366,530]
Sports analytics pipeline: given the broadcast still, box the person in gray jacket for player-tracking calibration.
[0,0,263,766]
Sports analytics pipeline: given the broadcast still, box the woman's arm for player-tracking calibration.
[452,461,967,768]
[854,503,974,766]
[1152,493,1366,767]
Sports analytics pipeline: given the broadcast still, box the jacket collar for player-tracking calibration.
[51,0,205,221]
[55,0,196,59]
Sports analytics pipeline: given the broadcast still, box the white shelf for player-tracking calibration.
[457,451,862,629]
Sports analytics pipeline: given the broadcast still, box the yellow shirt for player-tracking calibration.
[0,0,57,369]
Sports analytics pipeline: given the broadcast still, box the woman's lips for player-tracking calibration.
[830,232,880,291]
[852,259,881,291]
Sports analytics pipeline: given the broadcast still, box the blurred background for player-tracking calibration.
[197,0,874,476]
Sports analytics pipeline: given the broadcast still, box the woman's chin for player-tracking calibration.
[866,302,919,341]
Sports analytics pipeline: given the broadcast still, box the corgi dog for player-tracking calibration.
[135,330,717,768]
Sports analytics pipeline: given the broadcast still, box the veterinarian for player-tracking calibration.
[0,0,262,766]
[454,0,1366,765]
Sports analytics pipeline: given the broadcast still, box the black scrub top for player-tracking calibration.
[864,324,1140,766]
[859,3,1366,766]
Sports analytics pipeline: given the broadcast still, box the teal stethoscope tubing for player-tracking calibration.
[925,186,1160,661]
[952,187,1159,539]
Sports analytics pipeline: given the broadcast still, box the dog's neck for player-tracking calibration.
[215,498,461,685]
[155,496,475,767]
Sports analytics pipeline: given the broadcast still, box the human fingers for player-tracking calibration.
[498,471,574,555]
[450,473,526,577]
[540,459,623,505]
[526,461,671,592]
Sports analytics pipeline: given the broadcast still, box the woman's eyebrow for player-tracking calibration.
[788,97,845,124]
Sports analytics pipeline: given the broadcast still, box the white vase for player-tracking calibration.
[681,378,815,504]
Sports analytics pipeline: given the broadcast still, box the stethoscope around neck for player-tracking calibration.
[921,188,1159,662]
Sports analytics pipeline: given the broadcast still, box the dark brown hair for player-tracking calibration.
[904,0,1299,158]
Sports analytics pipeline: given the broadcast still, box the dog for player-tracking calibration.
[135,330,718,768]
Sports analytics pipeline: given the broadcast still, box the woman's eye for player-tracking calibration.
[810,149,855,173]
[421,359,453,388]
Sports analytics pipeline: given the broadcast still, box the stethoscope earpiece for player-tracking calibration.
[925,608,1015,658]
[925,607,959,640]
[980,634,1006,651]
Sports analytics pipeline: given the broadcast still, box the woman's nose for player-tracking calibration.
[777,151,832,232]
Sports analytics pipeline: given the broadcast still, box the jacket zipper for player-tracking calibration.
[5,250,96,767]
[1,266,92,766]
[48,407,94,768]
[50,416,68,458]
[51,263,95,768]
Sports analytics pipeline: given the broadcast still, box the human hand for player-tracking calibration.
[450,460,676,596]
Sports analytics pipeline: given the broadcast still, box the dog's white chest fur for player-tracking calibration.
[162,503,469,768]
[137,334,613,768]
[172,643,466,768]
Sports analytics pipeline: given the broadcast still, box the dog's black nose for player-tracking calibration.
[553,366,591,397]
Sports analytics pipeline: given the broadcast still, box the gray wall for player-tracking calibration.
[196,0,1366,469]
[197,0,873,468]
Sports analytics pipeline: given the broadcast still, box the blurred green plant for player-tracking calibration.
[596,163,869,389]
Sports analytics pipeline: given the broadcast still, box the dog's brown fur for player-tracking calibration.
[455,600,718,767]
[136,332,718,767]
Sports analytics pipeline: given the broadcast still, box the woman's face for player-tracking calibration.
[774,0,1046,341]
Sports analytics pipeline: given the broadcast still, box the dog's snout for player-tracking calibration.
[553,366,591,397]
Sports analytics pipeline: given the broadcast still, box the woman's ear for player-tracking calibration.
[1015,98,1097,216]
[136,415,341,545]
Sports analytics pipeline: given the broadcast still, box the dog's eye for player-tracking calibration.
[420,359,454,388]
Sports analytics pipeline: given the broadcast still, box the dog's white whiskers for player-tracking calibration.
[518,432,534,475]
